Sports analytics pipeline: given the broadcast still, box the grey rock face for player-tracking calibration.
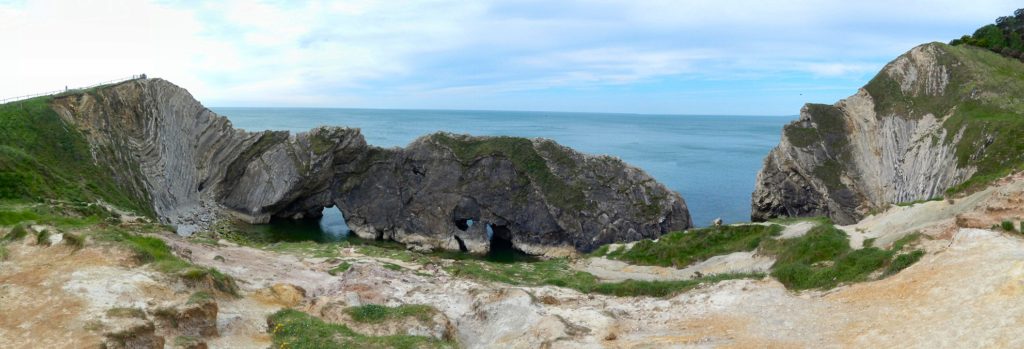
[50,79,690,255]
[752,44,976,224]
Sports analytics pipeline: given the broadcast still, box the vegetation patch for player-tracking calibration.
[895,197,944,207]
[1001,220,1016,231]
[35,229,51,246]
[763,224,927,290]
[63,232,84,250]
[267,309,452,349]
[429,133,590,211]
[951,9,1024,60]
[328,261,352,276]
[447,256,760,297]
[188,291,215,305]
[382,262,403,271]
[610,224,783,268]
[891,232,925,251]
[106,307,146,319]
[173,336,204,348]
[0,201,119,228]
[3,224,30,241]
[885,250,926,277]
[0,97,151,215]
[99,229,238,296]
[345,304,437,324]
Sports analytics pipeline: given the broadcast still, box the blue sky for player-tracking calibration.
[0,1,1020,115]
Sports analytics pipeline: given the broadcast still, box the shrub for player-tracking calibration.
[63,232,84,250]
[3,224,29,241]
[1002,220,1015,231]
[36,229,51,246]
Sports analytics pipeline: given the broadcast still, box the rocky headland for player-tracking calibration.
[753,42,1024,224]
[45,79,689,255]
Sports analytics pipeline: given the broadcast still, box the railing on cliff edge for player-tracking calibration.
[0,74,147,105]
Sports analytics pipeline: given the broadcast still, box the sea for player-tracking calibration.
[212,107,793,230]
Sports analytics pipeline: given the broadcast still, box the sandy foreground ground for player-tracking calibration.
[3,174,1024,348]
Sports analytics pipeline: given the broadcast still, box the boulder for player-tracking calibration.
[100,318,164,349]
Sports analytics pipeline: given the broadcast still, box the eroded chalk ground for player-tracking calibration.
[3,175,1024,348]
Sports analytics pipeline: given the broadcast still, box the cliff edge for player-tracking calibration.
[753,42,1024,224]
[40,79,690,255]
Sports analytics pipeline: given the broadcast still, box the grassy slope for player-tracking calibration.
[780,43,1024,202]
[0,96,150,214]
[864,43,1024,195]
[0,202,239,296]
[589,220,926,291]
[599,224,783,268]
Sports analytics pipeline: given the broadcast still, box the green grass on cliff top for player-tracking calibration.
[596,224,783,268]
[866,44,1024,195]
[429,133,591,211]
[0,96,150,214]
[784,43,1024,196]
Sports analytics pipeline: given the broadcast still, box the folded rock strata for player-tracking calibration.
[49,79,690,255]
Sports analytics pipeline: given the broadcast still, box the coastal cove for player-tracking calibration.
[213,107,792,226]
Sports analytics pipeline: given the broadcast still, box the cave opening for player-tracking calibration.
[255,206,351,243]
[318,206,351,240]
[486,224,534,263]
[454,218,475,231]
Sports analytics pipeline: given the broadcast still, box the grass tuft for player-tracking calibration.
[63,232,84,250]
[267,309,452,349]
[884,250,926,276]
[98,229,238,296]
[345,304,437,324]
[187,291,214,305]
[328,261,352,276]
[4,224,29,241]
[1001,220,1016,231]
[106,307,146,319]
[36,229,51,246]
[612,224,783,268]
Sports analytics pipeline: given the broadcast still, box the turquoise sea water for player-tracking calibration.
[212,107,792,228]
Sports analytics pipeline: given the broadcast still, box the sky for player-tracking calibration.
[0,0,1020,115]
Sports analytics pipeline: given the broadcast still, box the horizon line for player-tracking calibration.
[208,105,797,119]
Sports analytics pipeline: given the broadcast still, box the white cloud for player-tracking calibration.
[0,0,1021,112]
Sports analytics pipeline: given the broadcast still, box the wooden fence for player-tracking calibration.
[0,74,147,104]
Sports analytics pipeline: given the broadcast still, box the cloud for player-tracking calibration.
[1,0,1021,113]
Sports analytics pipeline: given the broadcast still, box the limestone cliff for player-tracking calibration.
[753,42,1024,224]
[48,79,690,255]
